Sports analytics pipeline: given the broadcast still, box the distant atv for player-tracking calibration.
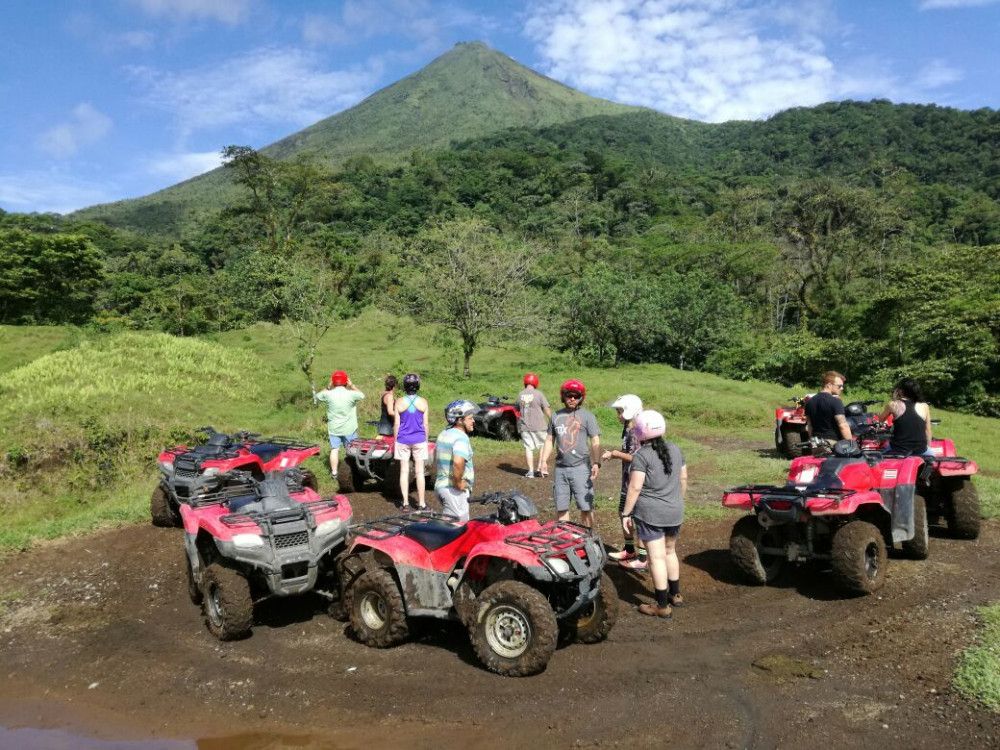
[152,427,319,527]
[724,438,931,595]
[774,397,882,458]
[337,423,435,497]
[339,491,617,676]
[472,394,520,441]
[181,471,352,640]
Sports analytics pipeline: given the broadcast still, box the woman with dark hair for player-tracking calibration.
[377,375,398,437]
[394,373,429,511]
[620,409,687,619]
[879,377,933,456]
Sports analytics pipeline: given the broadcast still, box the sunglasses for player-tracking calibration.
[564,392,583,399]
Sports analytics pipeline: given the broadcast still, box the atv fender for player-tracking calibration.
[722,492,755,511]
[934,457,979,477]
[263,445,320,470]
[462,541,549,582]
[805,490,888,517]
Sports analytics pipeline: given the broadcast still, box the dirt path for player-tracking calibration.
[2,456,999,749]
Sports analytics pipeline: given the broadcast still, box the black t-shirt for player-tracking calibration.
[805,392,845,439]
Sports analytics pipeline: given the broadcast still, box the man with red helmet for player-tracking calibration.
[538,378,601,527]
[315,370,364,480]
[517,373,551,478]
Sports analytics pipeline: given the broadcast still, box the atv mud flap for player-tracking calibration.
[881,483,916,543]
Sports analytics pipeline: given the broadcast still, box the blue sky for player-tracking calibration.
[1,0,997,215]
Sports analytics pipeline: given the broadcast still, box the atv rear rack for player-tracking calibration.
[730,484,856,502]
[350,511,464,541]
[251,437,319,451]
[221,498,340,528]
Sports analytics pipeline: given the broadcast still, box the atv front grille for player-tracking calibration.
[274,530,309,549]
[174,467,198,479]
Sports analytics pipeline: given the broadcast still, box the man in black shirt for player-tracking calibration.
[805,371,853,443]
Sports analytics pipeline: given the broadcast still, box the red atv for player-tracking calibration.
[472,394,520,441]
[724,438,930,595]
[152,427,320,527]
[774,397,883,458]
[338,491,617,677]
[336,422,436,496]
[181,470,352,640]
[921,435,981,539]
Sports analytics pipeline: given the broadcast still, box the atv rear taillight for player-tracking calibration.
[766,500,793,511]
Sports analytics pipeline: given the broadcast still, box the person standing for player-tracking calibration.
[517,373,551,478]
[804,371,852,445]
[879,377,934,456]
[538,379,601,528]
[602,394,646,569]
[434,400,478,521]
[315,370,364,480]
[394,373,430,511]
[377,375,398,437]
[621,410,687,619]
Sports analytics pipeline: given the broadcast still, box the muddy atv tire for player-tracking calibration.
[185,552,203,605]
[729,515,784,585]
[496,419,517,442]
[150,485,180,528]
[471,580,558,677]
[780,426,806,459]
[201,563,253,641]
[300,468,319,492]
[945,478,980,540]
[831,521,887,595]
[348,568,409,647]
[337,460,358,493]
[559,572,618,644]
[901,493,930,560]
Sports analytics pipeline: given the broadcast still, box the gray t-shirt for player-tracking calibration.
[631,442,685,527]
[517,387,550,432]
[547,408,600,468]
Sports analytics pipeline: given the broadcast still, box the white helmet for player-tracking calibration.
[611,394,643,421]
[634,410,666,442]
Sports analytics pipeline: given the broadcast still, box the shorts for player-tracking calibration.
[394,441,429,461]
[436,486,471,522]
[634,518,681,543]
[553,464,594,512]
[329,432,358,449]
[520,430,546,450]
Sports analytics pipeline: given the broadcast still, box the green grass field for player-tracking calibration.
[0,309,997,552]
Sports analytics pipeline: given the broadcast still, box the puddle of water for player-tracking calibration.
[0,726,342,750]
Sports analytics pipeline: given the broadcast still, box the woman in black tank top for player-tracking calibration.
[377,375,397,436]
[879,378,932,455]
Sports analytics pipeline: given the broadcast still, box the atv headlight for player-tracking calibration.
[232,533,264,549]
[548,557,571,575]
[159,461,174,475]
[486,409,500,416]
[202,467,220,478]
[316,519,342,536]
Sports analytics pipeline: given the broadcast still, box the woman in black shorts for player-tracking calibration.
[621,409,687,618]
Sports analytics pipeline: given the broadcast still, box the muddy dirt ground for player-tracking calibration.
[2,455,999,749]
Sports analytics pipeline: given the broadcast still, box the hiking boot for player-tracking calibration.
[638,603,673,618]
[620,557,648,570]
[668,593,685,607]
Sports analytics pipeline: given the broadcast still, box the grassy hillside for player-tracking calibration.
[1,313,997,553]
[71,41,640,238]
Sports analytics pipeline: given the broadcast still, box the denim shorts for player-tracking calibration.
[328,431,358,449]
[634,518,681,543]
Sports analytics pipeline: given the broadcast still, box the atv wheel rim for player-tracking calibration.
[206,584,224,627]
[485,604,531,659]
[359,591,388,631]
[864,542,881,580]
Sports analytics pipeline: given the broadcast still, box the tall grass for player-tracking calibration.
[955,603,1000,712]
[1,312,997,553]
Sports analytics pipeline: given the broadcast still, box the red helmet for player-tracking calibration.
[560,379,586,402]
[523,373,539,387]
[331,370,349,387]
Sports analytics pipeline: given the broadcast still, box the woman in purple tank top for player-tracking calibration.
[393,373,430,511]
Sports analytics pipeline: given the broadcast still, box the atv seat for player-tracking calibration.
[402,520,468,551]
[247,443,284,463]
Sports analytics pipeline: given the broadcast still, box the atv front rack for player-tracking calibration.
[506,522,603,579]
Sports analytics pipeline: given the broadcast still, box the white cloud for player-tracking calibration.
[146,150,224,182]
[129,47,378,139]
[919,0,1000,9]
[524,0,857,122]
[914,59,963,88]
[0,170,117,215]
[123,0,255,25]
[37,103,113,158]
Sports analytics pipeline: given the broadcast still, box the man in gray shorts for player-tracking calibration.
[538,378,601,527]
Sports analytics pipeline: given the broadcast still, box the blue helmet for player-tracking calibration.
[445,399,478,425]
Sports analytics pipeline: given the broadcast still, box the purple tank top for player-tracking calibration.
[397,395,427,445]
